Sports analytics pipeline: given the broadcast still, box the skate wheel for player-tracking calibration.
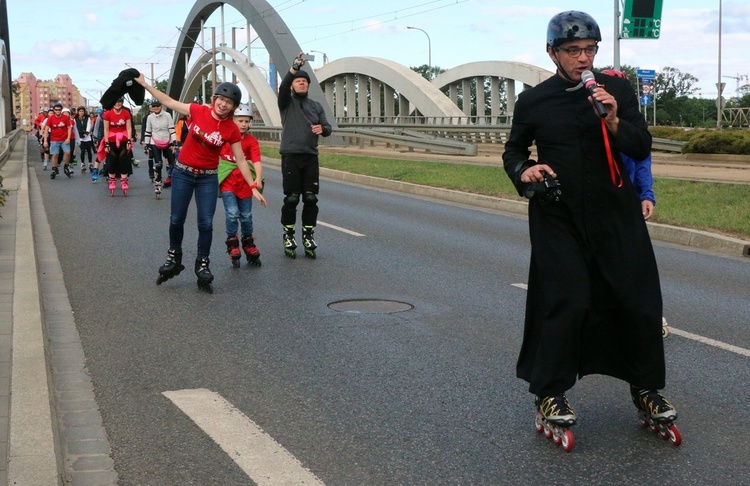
[285,249,296,259]
[534,413,545,433]
[560,429,574,452]
[666,424,682,446]
[305,250,316,259]
[232,259,241,268]
[543,423,553,439]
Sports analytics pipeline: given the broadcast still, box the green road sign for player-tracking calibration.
[622,0,664,39]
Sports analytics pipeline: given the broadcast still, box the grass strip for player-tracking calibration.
[260,144,750,240]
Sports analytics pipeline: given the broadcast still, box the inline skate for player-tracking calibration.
[154,180,162,199]
[91,168,99,183]
[50,166,59,179]
[156,249,185,285]
[631,387,681,446]
[534,394,576,453]
[63,164,73,178]
[283,226,297,259]
[302,226,317,259]
[120,176,129,197]
[241,235,261,266]
[195,257,214,293]
[108,177,117,197]
[226,236,242,268]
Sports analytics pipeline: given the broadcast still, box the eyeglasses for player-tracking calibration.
[556,45,599,58]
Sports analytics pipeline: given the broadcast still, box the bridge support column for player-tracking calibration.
[507,79,516,114]
[490,77,501,123]
[461,79,472,116]
[346,73,356,119]
[371,79,382,122]
[475,76,485,122]
[358,75,369,121]
[335,76,345,118]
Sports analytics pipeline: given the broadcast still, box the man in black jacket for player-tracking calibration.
[502,11,679,450]
[278,53,332,259]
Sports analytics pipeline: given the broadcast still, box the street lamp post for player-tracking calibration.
[717,0,722,128]
[310,50,329,65]
[407,26,431,72]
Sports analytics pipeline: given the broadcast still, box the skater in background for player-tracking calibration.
[278,52,332,259]
[102,97,133,196]
[140,100,156,183]
[75,106,94,173]
[143,99,177,198]
[134,73,263,292]
[601,69,656,220]
[502,10,678,451]
[219,103,267,267]
[43,102,74,179]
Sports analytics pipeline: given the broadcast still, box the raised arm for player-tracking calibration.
[134,73,191,117]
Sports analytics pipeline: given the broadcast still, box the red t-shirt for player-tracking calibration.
[180,103,241,170]
[103,109,131,141]
[34,113,47,129]
[219,133,261,198]
[47,114,73,142]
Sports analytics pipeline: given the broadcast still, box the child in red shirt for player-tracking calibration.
[218,104,266,267]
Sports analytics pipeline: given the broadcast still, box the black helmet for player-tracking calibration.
[547,11,601,49]
[149,98,161,107]
[213,82,242,106]
[292,70,310,83]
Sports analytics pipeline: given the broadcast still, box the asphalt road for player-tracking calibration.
[34,142,750,485]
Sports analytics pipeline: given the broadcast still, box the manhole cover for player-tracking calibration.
[328,299,414,314]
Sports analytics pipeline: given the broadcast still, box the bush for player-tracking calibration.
[683,129,750,155]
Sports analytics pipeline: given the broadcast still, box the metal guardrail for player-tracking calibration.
[652,137,685,153]
[249,126,478,155]
[248,128,684,155]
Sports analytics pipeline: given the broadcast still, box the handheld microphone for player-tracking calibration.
[581,70,608,118]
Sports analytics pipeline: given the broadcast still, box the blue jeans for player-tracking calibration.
[221,191,254,238]
[169,167,218,258]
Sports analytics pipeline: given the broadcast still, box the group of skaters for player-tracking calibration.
[125,51,330,293]
[34,35,677,453]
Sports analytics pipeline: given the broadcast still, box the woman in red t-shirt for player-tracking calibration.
[135,73,266,292]
[102,97,132,196]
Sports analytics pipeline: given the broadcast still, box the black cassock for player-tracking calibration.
[503,73,665,396]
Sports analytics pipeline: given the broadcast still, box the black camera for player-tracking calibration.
[523,170,561,203]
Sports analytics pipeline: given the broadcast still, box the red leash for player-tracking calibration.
[600,118,623,187]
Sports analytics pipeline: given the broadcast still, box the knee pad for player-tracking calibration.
[283,194,300,208]
[302,192,318,206]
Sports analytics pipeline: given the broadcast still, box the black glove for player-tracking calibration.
[292,56,305,71]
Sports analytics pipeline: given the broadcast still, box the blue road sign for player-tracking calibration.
[640,94,652,106]
[637,69,656,79]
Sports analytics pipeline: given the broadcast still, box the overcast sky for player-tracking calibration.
[7,0,748,105]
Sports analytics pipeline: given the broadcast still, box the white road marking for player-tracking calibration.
[163,389,325,486]
[668,327,750,357]
[510,284,750,358]
[318,221,365,237]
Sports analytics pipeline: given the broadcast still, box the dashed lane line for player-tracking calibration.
[163,388,325,486]
[510,283,750,358]
[318,221,366,237]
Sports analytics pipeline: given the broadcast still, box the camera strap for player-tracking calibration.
[600,118,623,187]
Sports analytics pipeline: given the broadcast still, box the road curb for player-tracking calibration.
[263,157,750,258]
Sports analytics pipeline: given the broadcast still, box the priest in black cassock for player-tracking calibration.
[502,11,678,438]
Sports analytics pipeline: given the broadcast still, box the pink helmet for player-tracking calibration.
[601,69,628,79]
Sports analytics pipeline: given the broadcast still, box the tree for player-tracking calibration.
[654,67,699,103]
[410,64,444,81]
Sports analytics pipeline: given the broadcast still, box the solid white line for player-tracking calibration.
[510,283,750,358]
[318,221,365,237]
[668,327,750,357]
[163,389,325,486]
